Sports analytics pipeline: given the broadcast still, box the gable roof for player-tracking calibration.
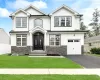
[10,9,30,17]
[24,5,46,15]
[50,4,80,15]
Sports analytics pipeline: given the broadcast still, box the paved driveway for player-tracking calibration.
[66,55,100,68]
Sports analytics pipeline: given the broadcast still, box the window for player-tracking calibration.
[16,34,27,46]
[16,17,27,28]
[68,40,73,42]
[54,17,59,26]
[54,16,71,27]
[34,19,43,27]
[74,40,80,42]
[68,39,80,42]
[50,35,60,46]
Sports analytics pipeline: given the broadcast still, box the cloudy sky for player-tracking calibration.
[0,0,100,33]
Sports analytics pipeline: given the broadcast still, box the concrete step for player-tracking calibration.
[29,54,46,56]
[29,50,46,56]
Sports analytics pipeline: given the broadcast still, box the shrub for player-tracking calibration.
[90,48,100,54]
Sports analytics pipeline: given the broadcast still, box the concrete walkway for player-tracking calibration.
[0,69,100,76]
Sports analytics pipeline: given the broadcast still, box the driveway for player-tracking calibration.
[66,55,100,68]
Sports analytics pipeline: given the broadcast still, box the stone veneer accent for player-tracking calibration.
[46,46,67,56]
[11,45,83,55]
[11,46,31,55]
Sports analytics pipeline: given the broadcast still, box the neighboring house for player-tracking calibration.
[84,35,100,53]
[0,28,11,54]
[9,4,87,56]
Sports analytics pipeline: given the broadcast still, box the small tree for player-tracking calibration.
[80,22,87,30]
[88,31,93,37]
[89,9,100,36]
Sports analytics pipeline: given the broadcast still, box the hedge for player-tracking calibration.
[90,48,100,54]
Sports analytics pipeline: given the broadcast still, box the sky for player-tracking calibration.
[0,0,100,34]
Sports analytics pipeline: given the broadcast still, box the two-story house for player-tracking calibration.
[9,4,87,55]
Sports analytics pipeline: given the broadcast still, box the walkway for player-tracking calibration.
[0,69,100,76]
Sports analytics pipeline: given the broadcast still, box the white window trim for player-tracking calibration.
[54,16,71,27]
[16,35,27,47]
[49,35,61,47]
[16,17,27,28]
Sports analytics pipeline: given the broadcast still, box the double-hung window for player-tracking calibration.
[54,16,71,27]
[16,17,27,28]
[50,35,60,46]
[16,34,27,47]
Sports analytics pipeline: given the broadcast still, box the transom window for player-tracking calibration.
[50,35,60,46]
[16,34,27,47]
[16,17,27,28]
[34,19,43,27]
[54,16,72,27]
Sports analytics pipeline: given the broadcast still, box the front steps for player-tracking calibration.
[29,50,46,56]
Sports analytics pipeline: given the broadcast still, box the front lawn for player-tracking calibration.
[0,75,99,80]
[0,55,82,68]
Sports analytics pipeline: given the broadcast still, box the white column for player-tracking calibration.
[44,31,47,51]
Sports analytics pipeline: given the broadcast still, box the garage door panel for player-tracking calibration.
[67,39,81,55]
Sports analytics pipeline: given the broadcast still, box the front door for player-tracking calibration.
[33,32,44,50]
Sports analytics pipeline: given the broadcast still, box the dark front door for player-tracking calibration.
[33,32,44,50]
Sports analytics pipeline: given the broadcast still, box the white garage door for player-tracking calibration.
[67,39,81,55]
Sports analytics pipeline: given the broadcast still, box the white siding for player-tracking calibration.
[0,29,11,54]
[29,16,50,30]
[45,33,84,46]
[0,44,11,54]
[11,34,16,46]
[13,12,29,31]
[61,33,84,45]
[11,34,30,46]
[26,8,43,15]
[0,29,10,44]
[45,33,49,46]
[51,8,80,31]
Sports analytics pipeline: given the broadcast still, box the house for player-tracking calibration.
[9,4,87,56]
[0,28,11,54]
[84,35,100,53]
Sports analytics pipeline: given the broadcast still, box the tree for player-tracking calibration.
[88,31,93,37]
[89,9,100,36]
[80,22,87,30]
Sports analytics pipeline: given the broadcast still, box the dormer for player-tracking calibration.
[50,5,83,31]
[24,5,46,15]
[10,9,30,31]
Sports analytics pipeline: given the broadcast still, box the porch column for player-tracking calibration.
[44,31,47,51]
[30,32,32,51]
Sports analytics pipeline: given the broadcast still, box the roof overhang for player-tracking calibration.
[24,5,47,15]
[50,4,81,16]
[9,9,31,18]
[47,30,89,34]
[9,30,29,34]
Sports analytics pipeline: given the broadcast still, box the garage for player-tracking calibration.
[67,39,81,55]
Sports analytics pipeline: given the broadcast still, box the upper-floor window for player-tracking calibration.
[54,16,72,27]
[34,19,43,27]
[16,17,27,28]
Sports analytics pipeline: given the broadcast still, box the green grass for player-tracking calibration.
[0,75,99,80]
[86,53,100,57]
[0,55,82,68]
